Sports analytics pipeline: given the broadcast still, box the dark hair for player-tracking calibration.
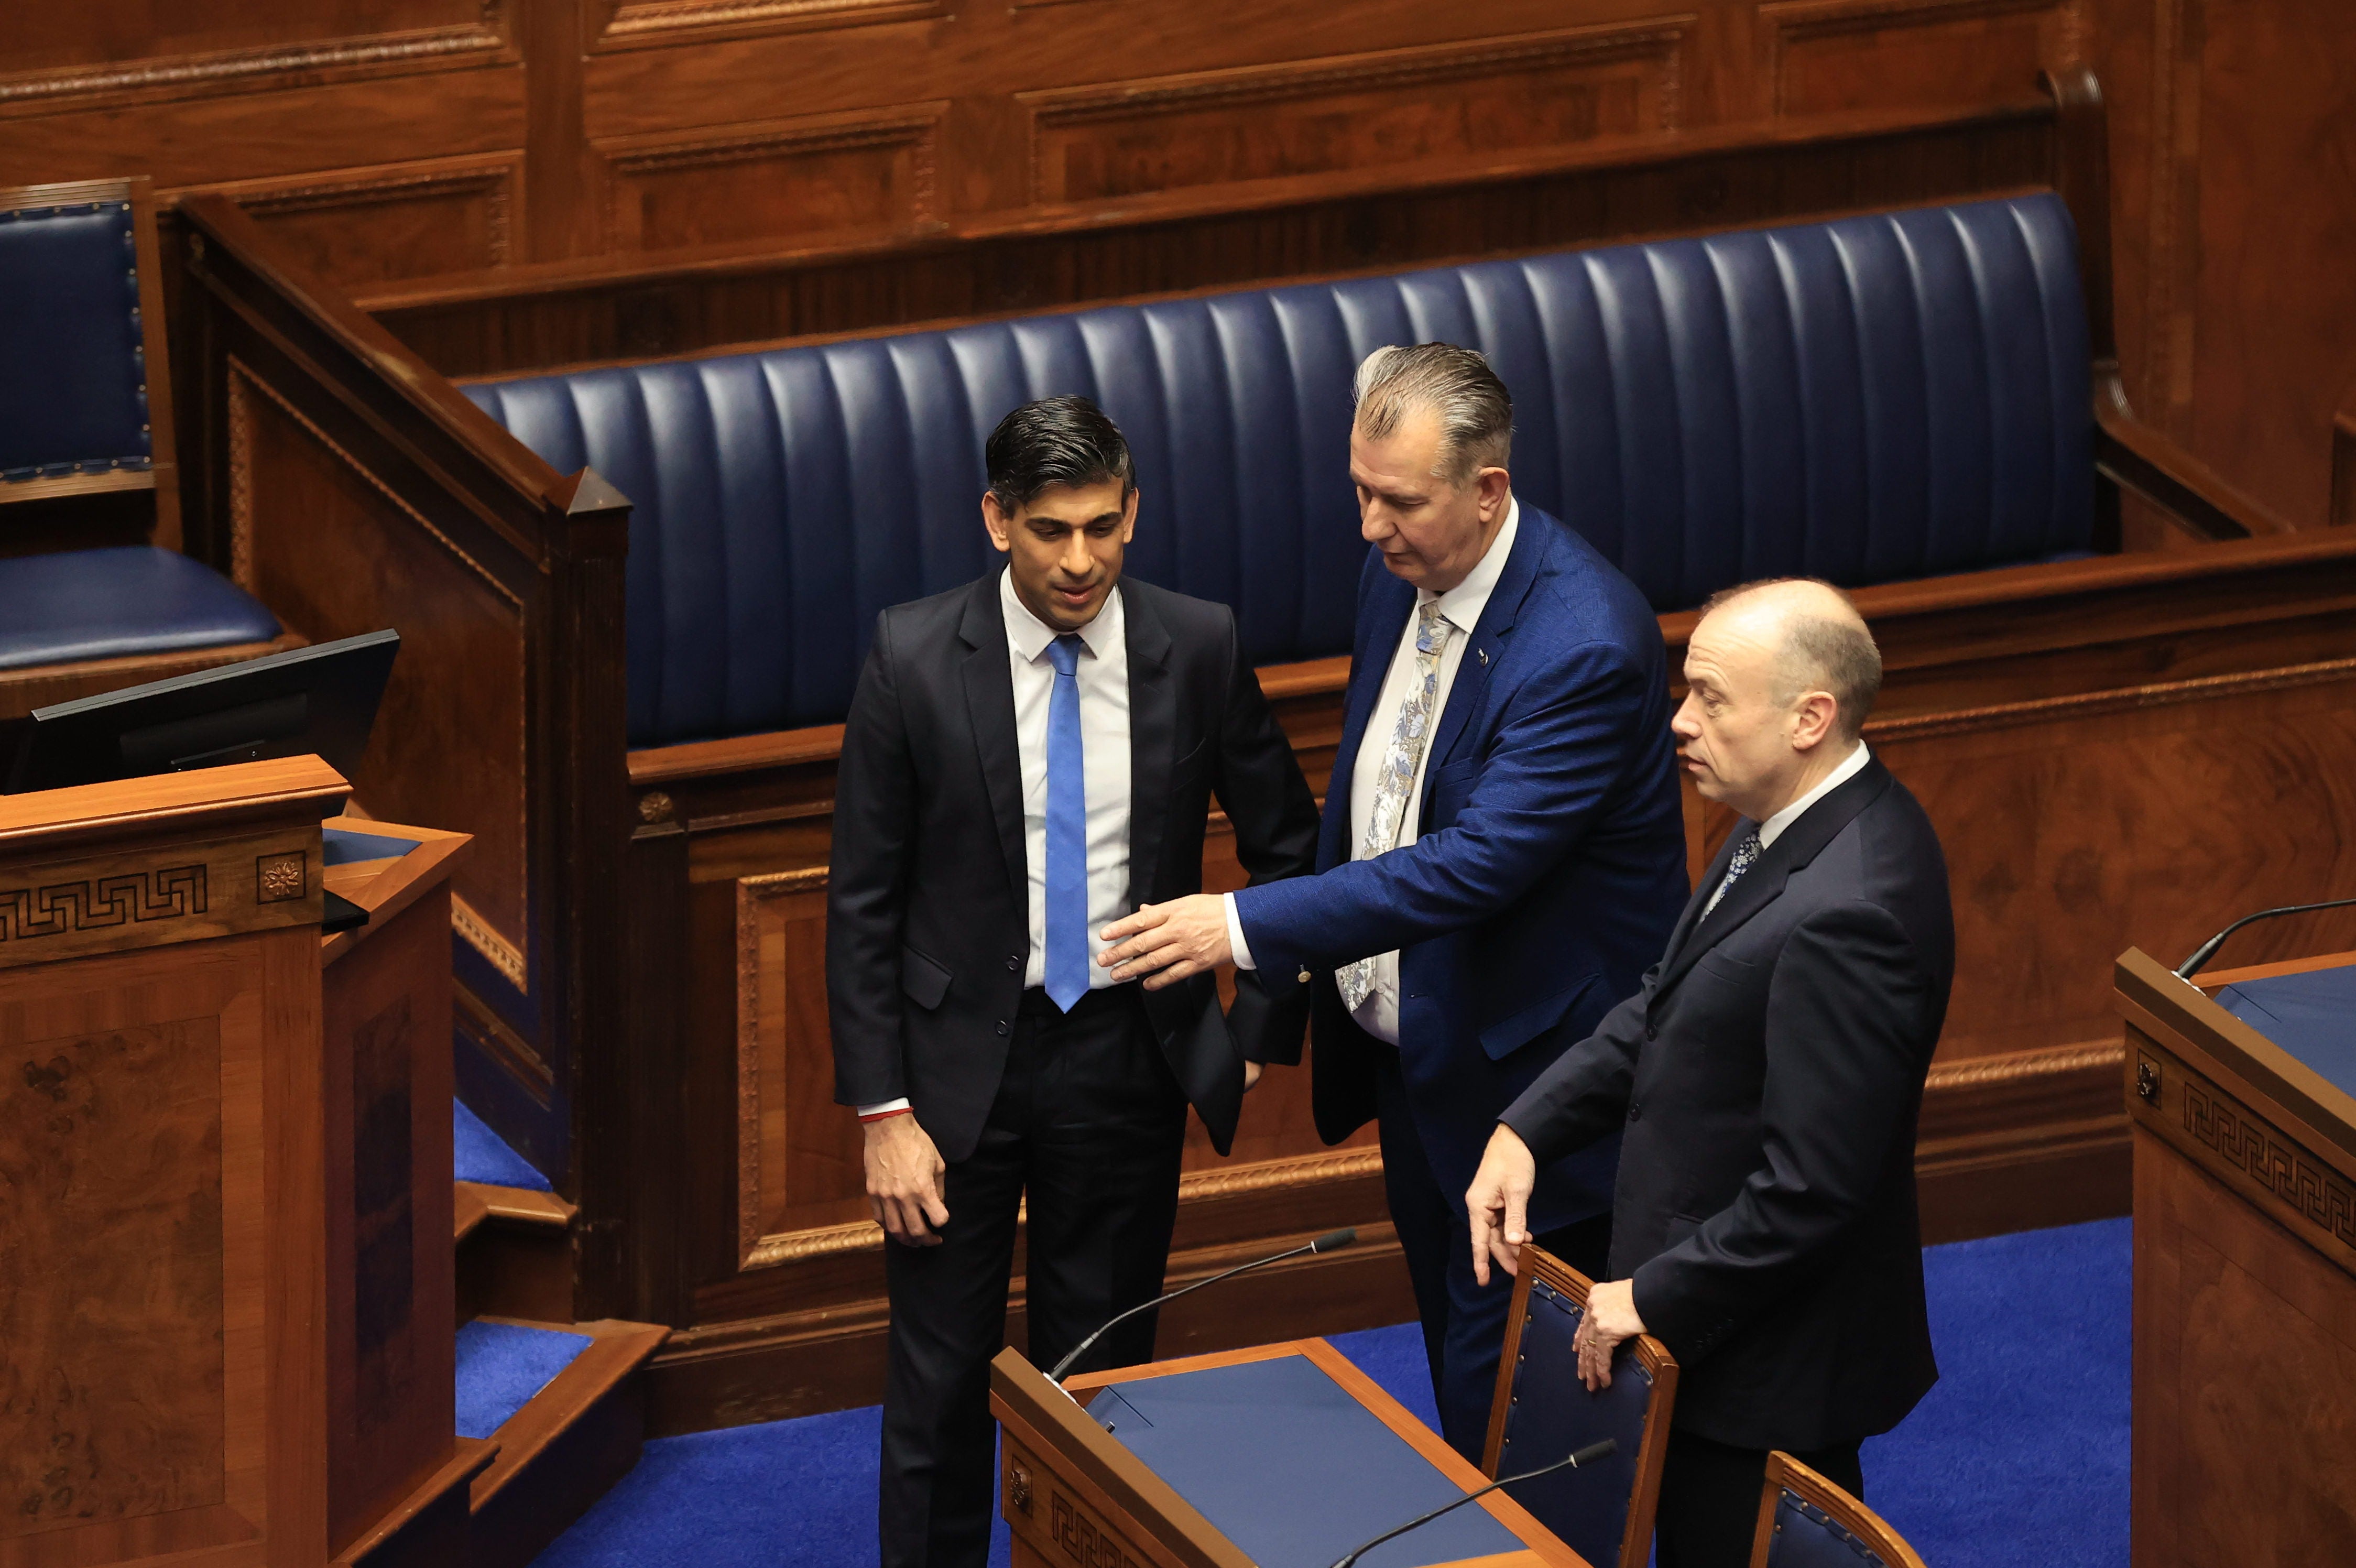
[985,395,1136,514]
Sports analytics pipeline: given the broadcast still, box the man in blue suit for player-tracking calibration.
[1099,343,1688,1456]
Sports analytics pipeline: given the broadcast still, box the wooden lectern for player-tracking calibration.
[992,1340,1585,1568]
[0,760,474,1568]
[2117,946,2356,1566]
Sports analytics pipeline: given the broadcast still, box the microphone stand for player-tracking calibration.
[1328,1439,1620,1568]
[2176,895,2356,979]
[1045,1227,1357,1386]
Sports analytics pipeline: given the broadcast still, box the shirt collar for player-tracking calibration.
[1757,739,1872,850]
[1000,568,1124,663]
[1421,496,1519,634]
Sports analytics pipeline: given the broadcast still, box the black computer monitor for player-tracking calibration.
[4,628,400,794]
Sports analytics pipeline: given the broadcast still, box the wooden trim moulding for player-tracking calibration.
[0,21,512,114]
[597,0,947,49]
[356,93,2057,318]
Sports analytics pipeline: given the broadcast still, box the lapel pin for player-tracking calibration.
[1476,647,1490,667]
[1298,967,1313,984]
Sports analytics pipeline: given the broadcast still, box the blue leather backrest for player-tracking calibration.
[0,198,152,482]
[1768,1489,1899,1567]
[1495,1278,1660,1568]
[466,193,2091,748]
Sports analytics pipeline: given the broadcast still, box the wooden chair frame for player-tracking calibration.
[1750,1451,1929,1568]
[0,175,302,721]
[0,176,181,536]
[1481,1246,1679,1568]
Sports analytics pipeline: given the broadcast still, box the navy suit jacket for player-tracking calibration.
[1501,757,1954,1450]
[1234,504,1687,1227]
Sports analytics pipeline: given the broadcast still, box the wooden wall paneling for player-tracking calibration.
[594,0,953,52]
[1017,21,1693,208]
[191,154,526,289]
[178,194,635,1205]
[363,95,2060,380]
[1762,0,2086,116]
[594,101,947,255]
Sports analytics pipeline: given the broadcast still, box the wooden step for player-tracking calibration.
[338,1438,500,1568]
[456,1180,577,1324]
[466,1317,669,1568]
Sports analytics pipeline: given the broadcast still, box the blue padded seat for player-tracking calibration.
[465,193,2093,748]
[0,547,280,671]
[1493,1276,1662,1568]
[0,198,152,481]
[1767,1490,1902,1567]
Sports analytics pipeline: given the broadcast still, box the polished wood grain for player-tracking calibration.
[1747,1451,1927,1568]
[1480,1250,1677,1568]
[2118,948,2356,1568]
[0,890,324,1564]
[465,1319,668,1568]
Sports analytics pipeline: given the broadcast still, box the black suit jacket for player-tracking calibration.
[827,573,1321,1162]
[1501,756,1954,1451]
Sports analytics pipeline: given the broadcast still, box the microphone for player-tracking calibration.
[1328,1439,1619,1568]
[1046,1227,1356,1385]
[2176,896,2356,979]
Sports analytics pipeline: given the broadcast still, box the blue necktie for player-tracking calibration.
[1043,634,1089,1011]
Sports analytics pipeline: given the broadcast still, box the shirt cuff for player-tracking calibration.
[1223,892,1258,971]
[856,1098,912,1119]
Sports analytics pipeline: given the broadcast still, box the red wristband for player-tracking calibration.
[859,1106,913,1124]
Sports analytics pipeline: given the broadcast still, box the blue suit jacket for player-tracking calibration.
[1234,504,1688,1228]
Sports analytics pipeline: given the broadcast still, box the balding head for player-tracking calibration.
[1697,579,1881,743]
[1673,578,1880,821]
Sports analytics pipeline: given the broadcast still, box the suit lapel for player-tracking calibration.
[1427,506,1546,769]
[956,576,1028,907]
[1650,759,1895,1003]
[1124,585,1176,910]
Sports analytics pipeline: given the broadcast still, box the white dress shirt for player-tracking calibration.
[1755,738,1871,852]
[1226,499,1521,1047]
[859,570,1134,1118]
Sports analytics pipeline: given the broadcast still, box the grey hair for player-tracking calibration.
[1351,342,1514,486]
[1699,576,1883,742]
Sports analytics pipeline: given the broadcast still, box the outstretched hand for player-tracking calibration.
[1465,1123,1539,1287]
[1098,894,1231,988]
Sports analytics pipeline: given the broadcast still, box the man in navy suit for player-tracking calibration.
[1467,579,1954,1566]
[1099,343,1688,1457]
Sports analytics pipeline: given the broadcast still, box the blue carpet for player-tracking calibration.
[458,1321,593,1440]
[529,1218,2131,1567]
[456,1097,553,1191]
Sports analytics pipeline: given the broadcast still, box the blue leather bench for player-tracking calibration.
[0,184,281,690]
[463,192,2093,750]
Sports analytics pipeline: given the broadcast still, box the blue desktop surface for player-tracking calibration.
[322,826,421,865]
[1089,1352,1526,1568]
[2214,963,2356,1102]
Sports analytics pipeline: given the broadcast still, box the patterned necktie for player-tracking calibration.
[1042,634,1089,1011]
[1339,601,1454,1012]
[1702,826,1762,920]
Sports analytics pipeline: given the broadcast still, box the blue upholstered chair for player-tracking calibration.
[1750,1451,1928,1568]
[1483,1247,1678,1568]
[0,177,281,715]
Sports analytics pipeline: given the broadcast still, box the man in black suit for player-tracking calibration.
[1465,577,1954,1568]
[827,395,1320,1568]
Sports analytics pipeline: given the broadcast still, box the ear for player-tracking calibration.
[1120,485,1139,543]
[981,491,1014,555]
[1790,690,1841,752]
[1475,467,1512,522]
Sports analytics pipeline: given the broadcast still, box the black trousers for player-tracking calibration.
[879,985,1188,1568]
[1654,1429,1864,1568]
[1374,1047,1612,1463]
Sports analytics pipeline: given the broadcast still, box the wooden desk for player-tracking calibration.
[993,1339,1585,1568]
[0,765,476,1568]
[2117,946,2356,1566]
